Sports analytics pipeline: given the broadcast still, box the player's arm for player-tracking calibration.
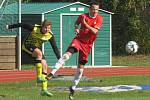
[74,15,82,34]
[6,23,33,31]
[49,34,61,59]
[74,22,80,34]
[82,18,99,34]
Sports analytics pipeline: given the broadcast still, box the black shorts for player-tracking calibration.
[22,44,45,59]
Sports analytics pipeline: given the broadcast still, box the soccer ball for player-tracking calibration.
[125,41,139,54]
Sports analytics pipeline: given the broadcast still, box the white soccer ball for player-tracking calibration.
[125,41,139,54]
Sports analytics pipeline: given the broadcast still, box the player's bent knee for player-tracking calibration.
[62,53,70,61]
[79,60,87,65]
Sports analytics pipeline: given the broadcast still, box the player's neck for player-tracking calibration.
[89,13,97,18]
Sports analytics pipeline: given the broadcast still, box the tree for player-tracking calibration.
[112,0,149,55]
[138,0,150,54]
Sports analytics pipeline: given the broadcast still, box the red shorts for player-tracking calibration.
[67,38,92,62]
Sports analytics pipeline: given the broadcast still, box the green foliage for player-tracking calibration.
[139,1,150,54]
[112,0,149,55]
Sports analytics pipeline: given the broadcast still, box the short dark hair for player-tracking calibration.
[42,19,52,27]
[89,1,99,7]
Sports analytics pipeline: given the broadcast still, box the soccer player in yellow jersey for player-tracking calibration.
[6,20,60,96]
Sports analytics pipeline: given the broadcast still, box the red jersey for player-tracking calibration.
[75,13,103,46]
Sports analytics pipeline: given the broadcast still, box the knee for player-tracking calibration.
[37,53,43,60]
[62,53,70,60]
[79,60,87,66]
[33,50,43,60]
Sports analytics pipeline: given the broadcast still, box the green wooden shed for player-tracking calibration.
[1,2,113,68]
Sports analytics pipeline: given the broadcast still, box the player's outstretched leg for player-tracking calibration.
[47,53,70,80]
[69,86,75,100]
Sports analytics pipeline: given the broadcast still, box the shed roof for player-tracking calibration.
[1,2,113,14]
[0,2,70,14]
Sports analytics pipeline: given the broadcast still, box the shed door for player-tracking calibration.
[62,15,92,67]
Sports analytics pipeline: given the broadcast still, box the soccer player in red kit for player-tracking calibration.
[47,1,103,99]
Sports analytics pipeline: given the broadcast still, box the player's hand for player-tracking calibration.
[74,28,79,34]
[6,25,9,29]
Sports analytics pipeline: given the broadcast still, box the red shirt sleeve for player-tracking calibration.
[76,14,82,25]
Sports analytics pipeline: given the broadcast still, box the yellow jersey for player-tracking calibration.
[24,24,53,48]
